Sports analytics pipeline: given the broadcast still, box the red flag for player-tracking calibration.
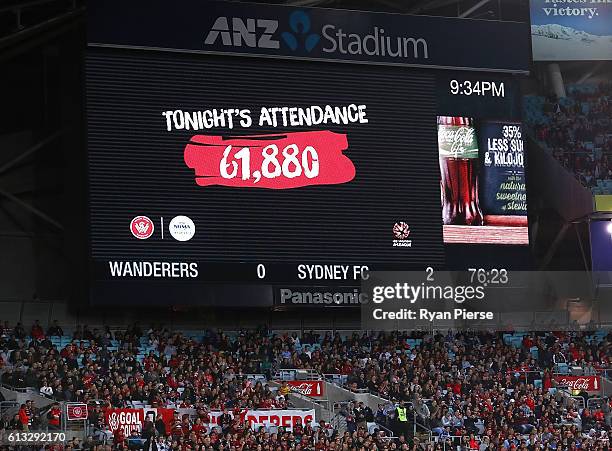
[67,403,88,421]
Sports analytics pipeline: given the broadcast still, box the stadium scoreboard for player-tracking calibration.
[87,0,531,306]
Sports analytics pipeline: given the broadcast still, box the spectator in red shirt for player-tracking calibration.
[17,404,29,432]
[31,320,44,340]
[113,427,125,445]
[47,402,61,430]
[468,434,479,450]
[191,417,206,435]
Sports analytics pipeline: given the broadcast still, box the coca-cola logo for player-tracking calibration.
[438,126,475,154]
[287,381,322,397]
[555,376,599,391]
[292,383,314,395]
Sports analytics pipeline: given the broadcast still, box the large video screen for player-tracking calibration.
[87,0,530,305]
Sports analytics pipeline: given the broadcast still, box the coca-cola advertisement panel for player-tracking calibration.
[285,380,325,398]
[438,117,528,245]
[552,375,601,392]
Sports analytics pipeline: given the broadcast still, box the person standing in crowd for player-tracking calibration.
[396,400,410,437]
[47,402,61,430]
[25,400,37,429]
[414,396,430,428]
[46,320,63,337]
[17,404,29,432]
[31,320,44,340]
[8,413,22,431]
[279,381,291,397]
[218,408,232,433]
[13,323,25,340]
[355,401,367,430]
[154,412,167,437]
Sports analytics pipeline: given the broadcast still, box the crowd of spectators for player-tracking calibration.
[525,81,611,192]
[0,321,609,450]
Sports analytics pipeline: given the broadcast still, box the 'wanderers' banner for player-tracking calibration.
[209,409,316,428]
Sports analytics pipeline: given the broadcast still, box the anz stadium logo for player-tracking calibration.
[204,11,320,53]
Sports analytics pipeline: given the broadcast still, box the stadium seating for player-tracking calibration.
[524,81,612,194]
[0,324,609,449]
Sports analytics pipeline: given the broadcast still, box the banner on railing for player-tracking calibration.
[105,408,316,434]
[67,403,88,421]
[105,408,175,435]
[553,375,601,392]
[208,409,316,429]
[285,381,324,398]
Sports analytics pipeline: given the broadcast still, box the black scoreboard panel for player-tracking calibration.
[88,52,443,265]
[86,0,531,305]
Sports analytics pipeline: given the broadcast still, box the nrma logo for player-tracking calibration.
[203,11,319,53]
[281,11,320,53]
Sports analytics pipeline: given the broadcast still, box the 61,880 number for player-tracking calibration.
[220,144,320,183]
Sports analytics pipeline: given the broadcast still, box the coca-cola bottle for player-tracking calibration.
[438,116,483,226]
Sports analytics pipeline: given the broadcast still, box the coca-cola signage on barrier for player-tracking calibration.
[552,375,601,392]
[286,380,324,398]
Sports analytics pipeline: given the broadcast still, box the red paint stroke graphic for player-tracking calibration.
[184,131,355,189]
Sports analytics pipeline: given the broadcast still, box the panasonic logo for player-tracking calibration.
[279,288,369,305]
[321,25,428,59]
[204,17,280,49]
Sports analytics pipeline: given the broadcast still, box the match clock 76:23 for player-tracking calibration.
[468,268,508,286]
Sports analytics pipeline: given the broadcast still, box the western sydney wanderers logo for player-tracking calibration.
[130,216,154,240]
[108,412,120,431]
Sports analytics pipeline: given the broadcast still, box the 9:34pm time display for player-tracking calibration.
[450,79,505,97]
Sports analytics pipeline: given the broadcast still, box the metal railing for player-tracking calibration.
[273,368,321,381]
[586,397,603,410]
[372,422,399,443]
[434,434,485,450]
[567,395,586,410]
[0,380,37,394]
[329,411,347,434]
[323,373,347,386]
[0,401,18,419]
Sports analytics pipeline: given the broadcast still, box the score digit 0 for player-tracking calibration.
[257,264,266,279]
